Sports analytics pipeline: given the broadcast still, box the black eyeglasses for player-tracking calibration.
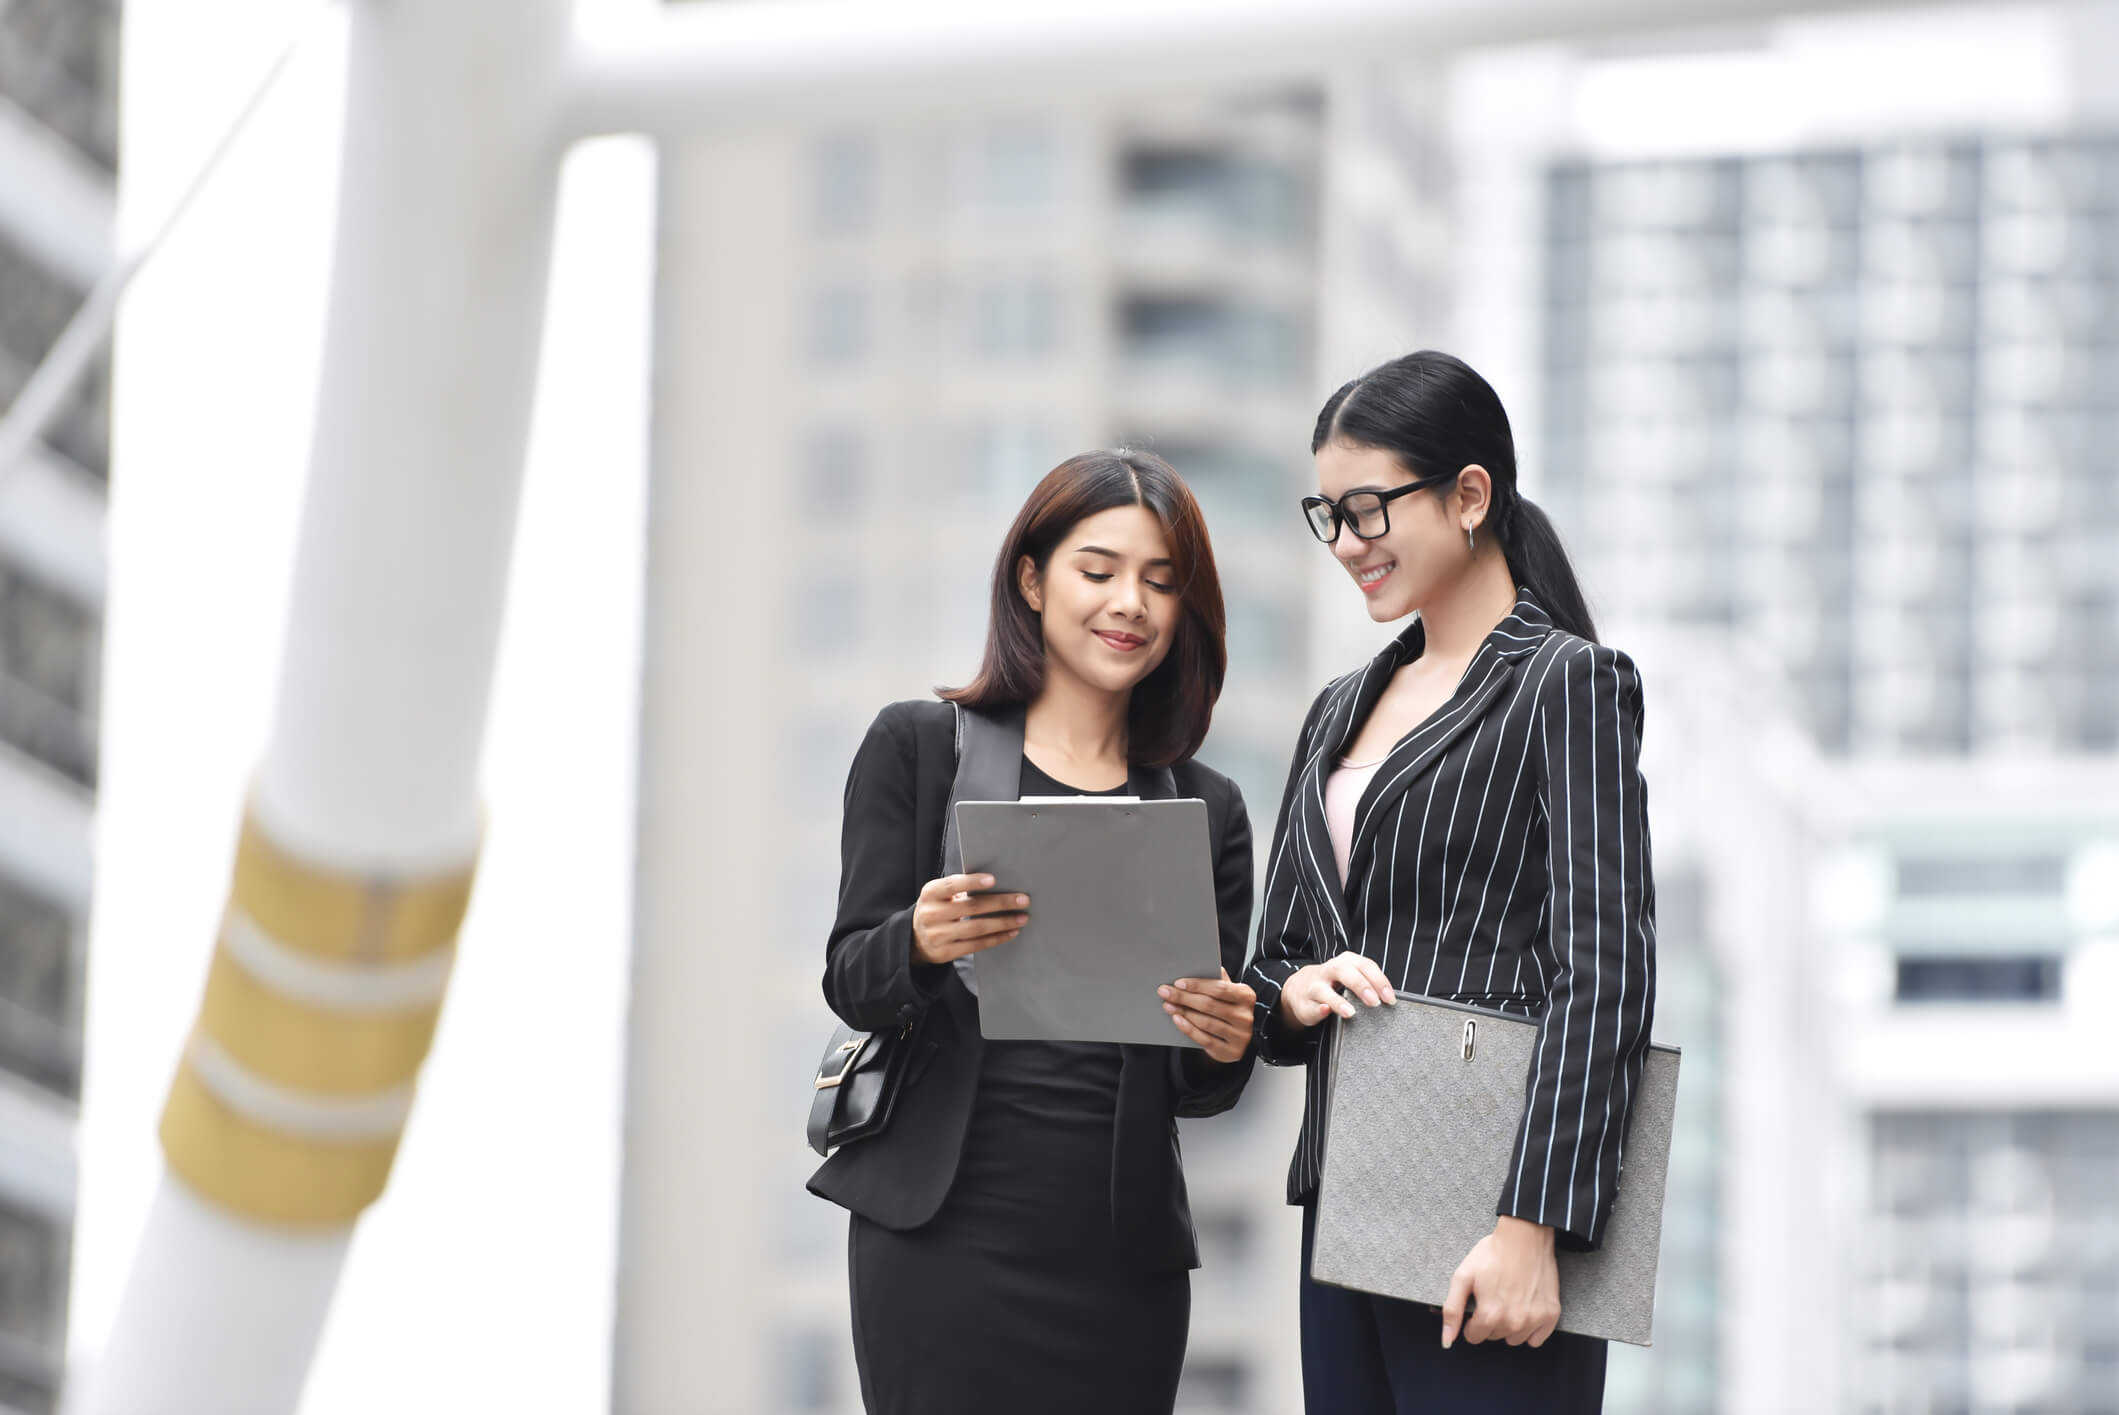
[1300,470,1456,544]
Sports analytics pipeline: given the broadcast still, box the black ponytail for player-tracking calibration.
[1496,496,1595,644]
[1312,349,1597,643]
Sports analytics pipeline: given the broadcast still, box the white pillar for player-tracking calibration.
[609,134,796,1415]
[78,1,570,1409]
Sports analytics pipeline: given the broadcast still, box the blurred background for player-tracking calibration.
[2,0,2117,1411]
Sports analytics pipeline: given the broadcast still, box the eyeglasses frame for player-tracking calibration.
[1299,469,1459,544]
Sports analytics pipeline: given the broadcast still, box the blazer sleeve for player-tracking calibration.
[1499,642,1657,1252]
[822,706,953,1032]
[1242,688,1332,1067]
[1170,774,1257,1118]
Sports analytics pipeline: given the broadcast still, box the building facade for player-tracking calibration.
[0,1,118,1412]
[621,7,2118,1413]
[1504,21,2119,1410]
[620,88,1346,1413]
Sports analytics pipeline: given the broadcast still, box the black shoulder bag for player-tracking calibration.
[806,702,1020,1157]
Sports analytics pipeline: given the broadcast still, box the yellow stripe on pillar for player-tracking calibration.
[231,815,478,963]
[158,808,481,1226]
[161,1060,404,1227]
[196,943,446,1094]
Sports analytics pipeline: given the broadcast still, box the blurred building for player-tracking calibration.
[622,6,2118,1414]
[1824,768,2119,1413]
[624,87,1349,1414]
[1541,135,2118,758]
[0,1,117,1412]
[1538,133,2119,1412]
[1453,7,2119,1411]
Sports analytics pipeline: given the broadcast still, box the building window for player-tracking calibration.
[968,276,1060,360]
[962,420,1051,511]
[1859,1112,2119,1412]
[0,0,120,169]
[799,427,864,521]
[1120,297,1302,386]
[0,564,100,787]
[1895,956,2062,1004]
[0,875,79,1100]
[1223,154,1309,245]
[804,283,869,366]
[1895,854,2066,898]
[1135,440,1287,526]
[0,233,79,375]
[951,125,1061,225]
[1120,146,1310,249]
[0,232,109,479]
[0,1198,67,1412]
[810,133,875,236]
[797,577,861,655]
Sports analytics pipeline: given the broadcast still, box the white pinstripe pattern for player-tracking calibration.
[1243,592,1657,1251]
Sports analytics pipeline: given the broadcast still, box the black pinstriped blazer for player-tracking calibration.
[1242,590,1656,1252]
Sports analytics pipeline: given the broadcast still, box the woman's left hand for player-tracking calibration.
[1158,969,1256,1063]
[1441,1216,1561,1348]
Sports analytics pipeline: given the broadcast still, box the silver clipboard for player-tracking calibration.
[1310,994,1681,1346]
[953,797,1222,1047]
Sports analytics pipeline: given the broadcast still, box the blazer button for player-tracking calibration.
[897,1004,915,1022]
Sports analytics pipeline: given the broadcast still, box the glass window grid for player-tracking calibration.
[1544,135,2119,758]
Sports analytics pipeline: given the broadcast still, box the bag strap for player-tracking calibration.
[809,703,1182,1155]
[940,702,1024,995]
[808,702,998,1155]
[940,701,1022,875]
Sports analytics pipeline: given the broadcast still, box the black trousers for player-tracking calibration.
[1299,1206,1608,1414]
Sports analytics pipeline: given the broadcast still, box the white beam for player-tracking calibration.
[561,0,1931,139]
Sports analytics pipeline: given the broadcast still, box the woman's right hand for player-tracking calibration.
[1276,951,1397,1030]
[911,873,1030,966]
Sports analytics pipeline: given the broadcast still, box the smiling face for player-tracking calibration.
[1315,440,1488,623]
[1018,503,1182,700]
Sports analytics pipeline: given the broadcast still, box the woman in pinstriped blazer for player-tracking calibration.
[1242,351,1655,1414]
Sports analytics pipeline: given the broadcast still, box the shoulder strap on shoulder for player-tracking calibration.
[939,703,1025,998]
[939,702,1025,876]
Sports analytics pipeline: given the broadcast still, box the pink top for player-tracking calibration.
[1324,754,1387,888]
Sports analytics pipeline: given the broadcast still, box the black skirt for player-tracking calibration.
[847,1038,1189,1415]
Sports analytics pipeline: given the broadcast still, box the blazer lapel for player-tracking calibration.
[1341,592,1556,886]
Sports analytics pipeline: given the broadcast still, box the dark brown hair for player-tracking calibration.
[941,449,1227,767]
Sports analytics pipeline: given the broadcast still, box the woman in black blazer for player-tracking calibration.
[809,449,1259,1415]
[1243,352,1656,1414]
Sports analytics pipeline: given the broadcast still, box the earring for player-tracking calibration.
[1466,524,1476,553]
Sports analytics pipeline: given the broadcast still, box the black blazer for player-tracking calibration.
[807,698,1256,1274]
[1243,591,1656,1252]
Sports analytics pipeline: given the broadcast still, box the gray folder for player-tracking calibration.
[1310,995,1680,1346]
[953,798,1222,1047]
